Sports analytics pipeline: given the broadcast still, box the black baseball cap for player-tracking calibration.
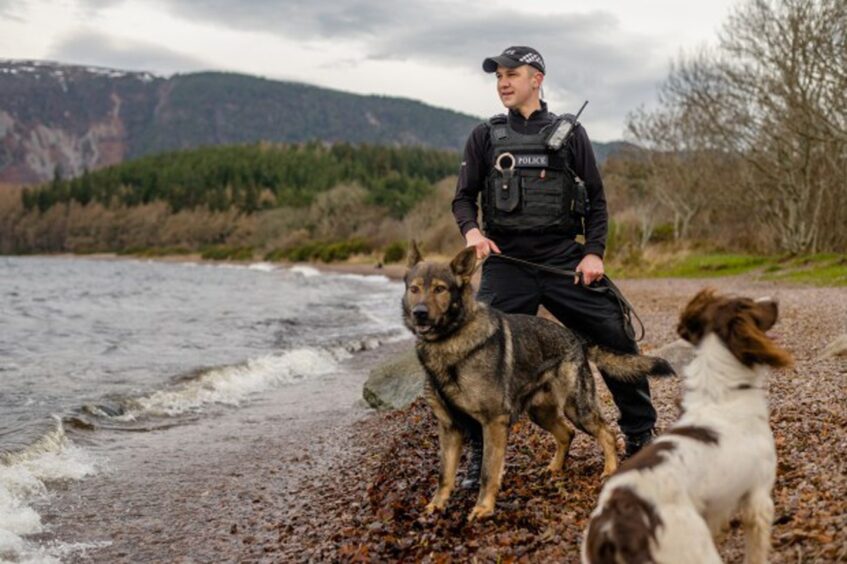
[482,46,545,74]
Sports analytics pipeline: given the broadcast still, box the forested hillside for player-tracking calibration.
[21,143,458,217]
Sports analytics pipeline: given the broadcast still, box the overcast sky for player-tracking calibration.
[1,0,740,141]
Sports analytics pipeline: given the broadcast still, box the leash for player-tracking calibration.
[484,253,645,342]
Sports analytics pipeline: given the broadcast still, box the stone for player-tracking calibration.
[655,338,696,374]
[820,334,847,359]
[362,348,424,410]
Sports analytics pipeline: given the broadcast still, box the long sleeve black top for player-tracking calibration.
[451,100,608,262]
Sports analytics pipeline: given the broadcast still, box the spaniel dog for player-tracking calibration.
[582,288,792,564]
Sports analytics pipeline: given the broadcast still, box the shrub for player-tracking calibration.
[650,223,675,243]
[382,241,407,263]
[278,238,371,263]
[200,245,254,261]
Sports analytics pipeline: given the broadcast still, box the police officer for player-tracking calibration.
[452,46,657,488]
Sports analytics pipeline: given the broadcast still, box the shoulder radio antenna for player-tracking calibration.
[546,100,589,150]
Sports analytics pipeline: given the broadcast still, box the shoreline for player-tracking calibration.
[9,250,846,288]
[10,258,846,560]
[16,251,410,281]
[265,277,847,561]
[33,338,414,562]
[4,253,413,562]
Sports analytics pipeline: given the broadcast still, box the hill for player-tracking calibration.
[0,60,477,184]
[1,60,627,185]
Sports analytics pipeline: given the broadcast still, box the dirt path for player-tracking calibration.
[270,277,846,563]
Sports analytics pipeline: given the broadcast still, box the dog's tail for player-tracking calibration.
[587,345,675,382]
[583,487,661,564]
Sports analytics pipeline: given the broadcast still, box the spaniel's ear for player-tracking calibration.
[677,288,718,345]
[723,307,793,368]
[407,240,423,269]
[750,297,779,332]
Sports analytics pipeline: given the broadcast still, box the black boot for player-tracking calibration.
[624,428,656,458]
[460,437,483,489]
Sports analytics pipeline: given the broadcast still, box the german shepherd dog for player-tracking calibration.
[403,245,674,521]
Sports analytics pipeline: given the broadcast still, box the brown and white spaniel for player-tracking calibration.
[582,288,792,564]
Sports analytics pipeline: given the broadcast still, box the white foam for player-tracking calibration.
[247,262,277,272]
[9,538,111,564]
[0,529,26,562]
[289,265,321,278]
[0,421,98,563]
[34,539,112,563]
[130,348,341,417]
[82,404,137,422]
[336,273,391,283]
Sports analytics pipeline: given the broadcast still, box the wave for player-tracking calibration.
[0,418,98,563]
[247,262,277,272]
[336,272,391,283]
[77,335,396,426]
[288,265,321,277]
[132,347,343,417]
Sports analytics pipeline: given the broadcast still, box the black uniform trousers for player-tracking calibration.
[475,253,657,437]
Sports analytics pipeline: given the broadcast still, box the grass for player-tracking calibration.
[656,254,768,278]
[762,257,847,286]
[609,250,847,287]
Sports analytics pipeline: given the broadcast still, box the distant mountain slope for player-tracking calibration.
[0,60,626,185]
[591,140,639,165]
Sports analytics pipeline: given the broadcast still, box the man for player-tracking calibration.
[452,46,656,488]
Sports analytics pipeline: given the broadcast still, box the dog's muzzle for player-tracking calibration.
[411,304,434,334]
[412,304,429,323]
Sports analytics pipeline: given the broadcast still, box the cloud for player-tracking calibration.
[0,0,26,21]
[71,0,670,137]
[171,1,665,133]
[362,9,666,127]
[78,0,421,38]
[46,29,212,75]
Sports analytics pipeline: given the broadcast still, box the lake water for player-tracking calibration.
[0,256,406,562]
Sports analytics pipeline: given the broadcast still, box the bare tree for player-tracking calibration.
[627,105,716,242]
[630,0,847,253]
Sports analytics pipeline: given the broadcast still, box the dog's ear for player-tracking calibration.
[751,297,779,332]
[677,288,718,345]
[721,304,793,368]
[407,240,423,268]
[450,246,477,279]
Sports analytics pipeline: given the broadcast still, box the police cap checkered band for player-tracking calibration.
[482,46,545,74]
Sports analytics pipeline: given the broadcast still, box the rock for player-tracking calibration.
[655,338,695,374]
[820,334,847,359]
[362,348,424,410]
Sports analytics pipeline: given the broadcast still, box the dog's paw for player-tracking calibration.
[546,461,564,474]
[600,462,618,480]
[467,504,494,522]
[425,499,445,514]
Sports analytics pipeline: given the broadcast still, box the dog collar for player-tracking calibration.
[733,384,763,391]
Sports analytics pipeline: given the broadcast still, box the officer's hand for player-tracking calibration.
[465,228,501,260]
[575,253,604,285]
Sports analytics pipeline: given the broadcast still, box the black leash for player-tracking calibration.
[485,253,645,342]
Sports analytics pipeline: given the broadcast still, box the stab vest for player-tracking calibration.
[482,113,587,236]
